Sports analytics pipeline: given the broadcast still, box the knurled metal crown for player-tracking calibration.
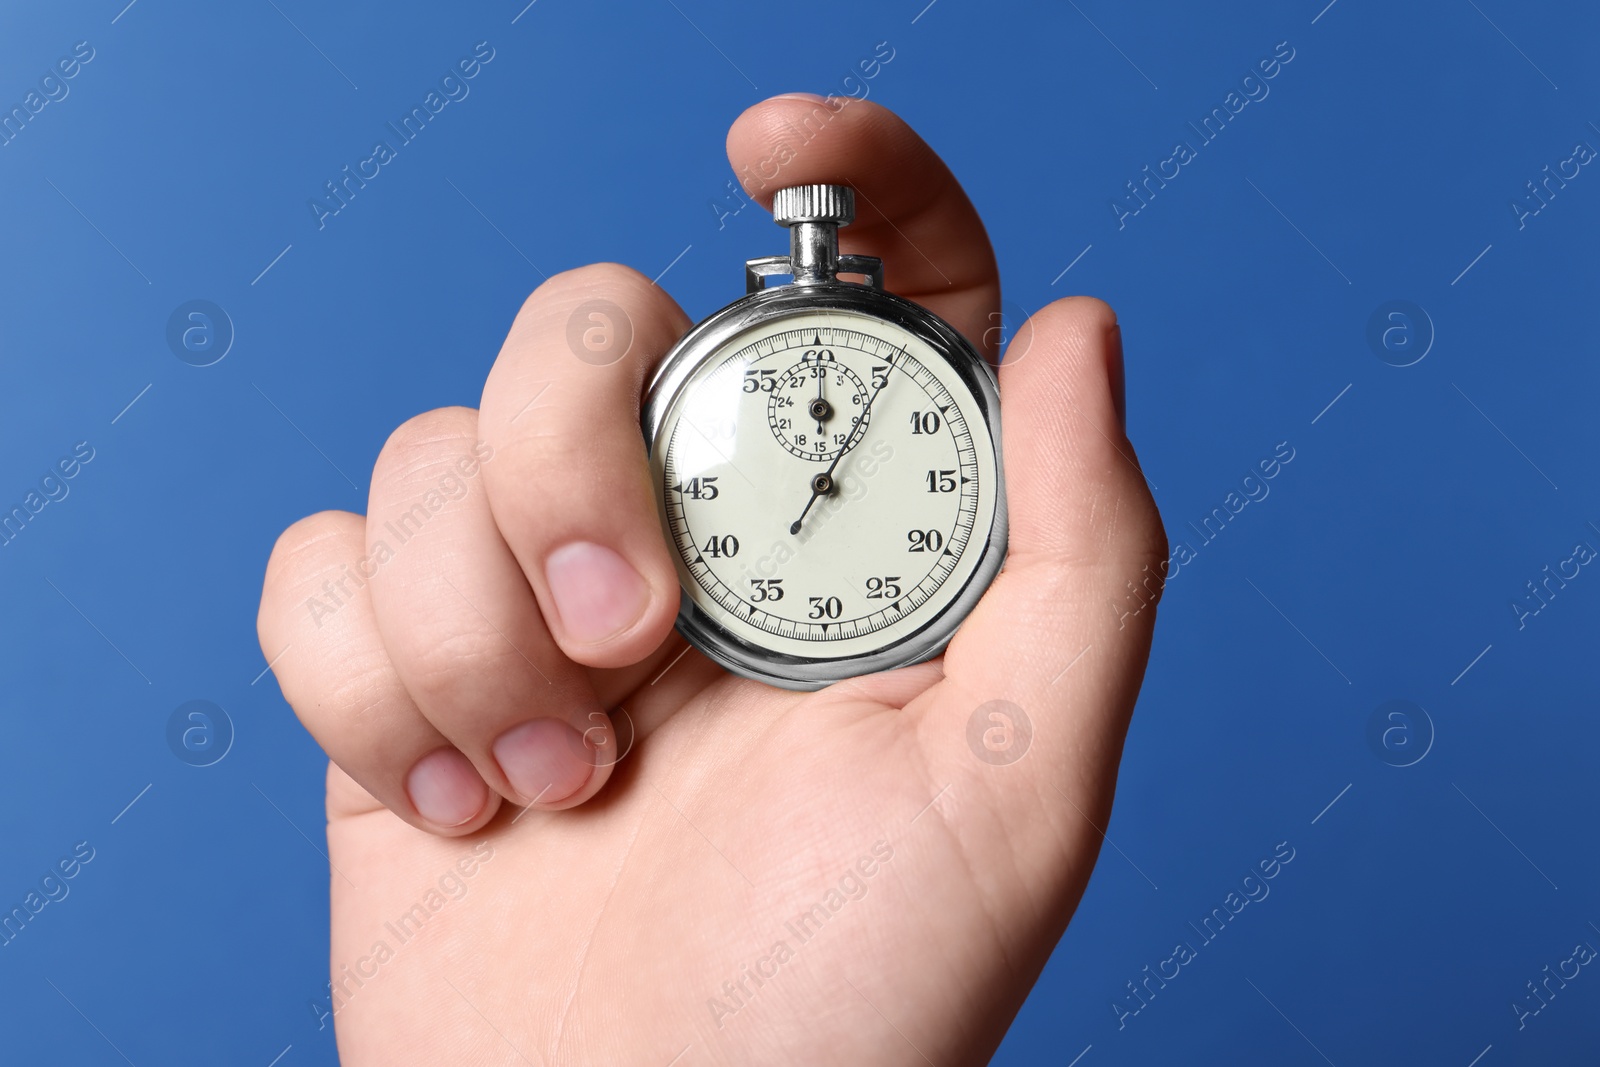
[772,185,855,227]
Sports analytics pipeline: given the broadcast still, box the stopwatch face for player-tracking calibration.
[644,289,1006,689]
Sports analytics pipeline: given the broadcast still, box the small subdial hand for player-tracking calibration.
[767,358,865,461]
[812,367,829,435]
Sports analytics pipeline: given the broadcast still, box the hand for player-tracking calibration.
[257,94,1165,1065]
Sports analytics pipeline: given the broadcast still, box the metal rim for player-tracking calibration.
[642,283,1008,691]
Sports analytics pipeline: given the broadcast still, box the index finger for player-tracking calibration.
[726,95,1000,357]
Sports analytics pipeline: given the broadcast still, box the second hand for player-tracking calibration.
[788,347,901,536]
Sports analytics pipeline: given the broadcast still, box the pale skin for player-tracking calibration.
[258,95,1166,1065]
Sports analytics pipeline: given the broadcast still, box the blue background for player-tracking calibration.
[1,0,1595,1063]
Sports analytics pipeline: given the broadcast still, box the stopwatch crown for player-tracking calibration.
[772,185,855,228]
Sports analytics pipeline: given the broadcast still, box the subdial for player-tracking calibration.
[765,357,869,461]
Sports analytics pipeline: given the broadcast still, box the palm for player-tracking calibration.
[263,96,1163,1065]
[326,536,1156,1063]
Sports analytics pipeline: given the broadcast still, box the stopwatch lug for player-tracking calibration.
[744,254,884,293]
[745,256,792,294]
[837,255,883,289]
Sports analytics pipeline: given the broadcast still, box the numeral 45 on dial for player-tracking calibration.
[674,477,719,499]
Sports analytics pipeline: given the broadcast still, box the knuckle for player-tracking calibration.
[378,408,480,469]
[501,427,629,471]
[265,511,359,589]
[291,649,397,732]
[259,510,363,648]
[526,262,654,310]
[1095,479,1168,612]
[484,433,650,537]
[259,508,366,652]
[1128,491,1169,595]
[506,262,687,358]
[398,625,537,708]
[375,408,486,494]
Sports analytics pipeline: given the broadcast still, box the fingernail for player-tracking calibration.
[545,541,651,644]
[772,92,827,102]
[493,718,594,805]
[407,748,489,827]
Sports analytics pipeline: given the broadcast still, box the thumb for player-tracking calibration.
[933,295,1166,820]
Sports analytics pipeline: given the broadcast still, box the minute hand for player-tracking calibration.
[788,348,901,536]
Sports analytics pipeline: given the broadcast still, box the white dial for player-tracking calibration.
[650,308,1000,663]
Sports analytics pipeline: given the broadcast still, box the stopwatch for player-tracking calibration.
[642,184,1007,690]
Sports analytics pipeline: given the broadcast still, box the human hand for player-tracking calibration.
[257,94,1165,1065]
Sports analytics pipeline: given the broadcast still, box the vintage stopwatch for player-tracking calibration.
[642,184,1007,690]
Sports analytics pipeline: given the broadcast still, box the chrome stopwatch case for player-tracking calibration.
[642,184,1007,690]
